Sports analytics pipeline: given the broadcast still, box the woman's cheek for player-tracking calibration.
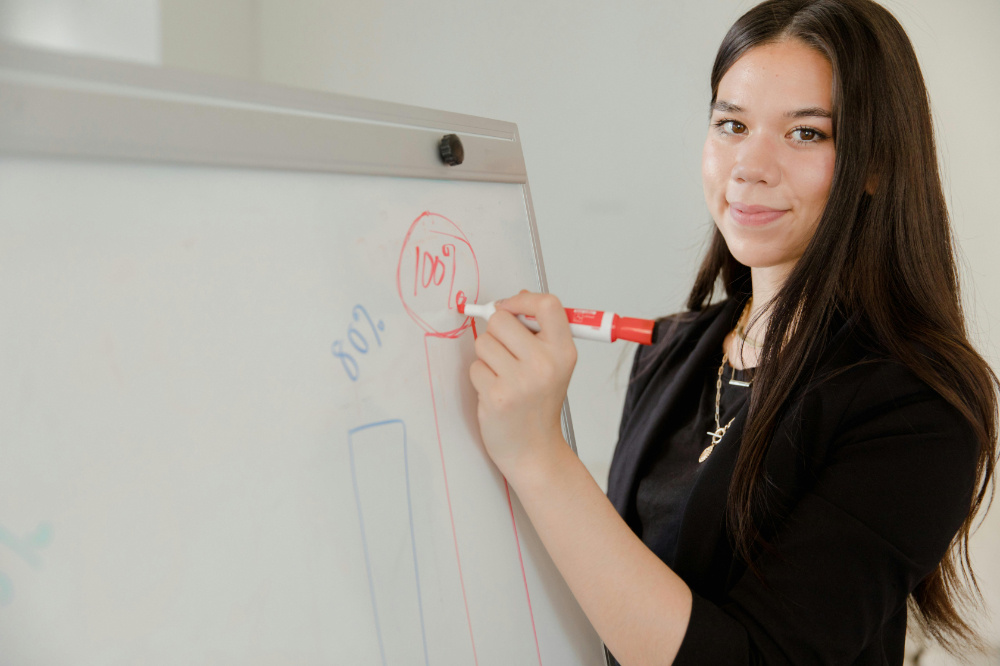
[798,149,836,214]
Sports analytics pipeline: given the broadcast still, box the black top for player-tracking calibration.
[635,352,752,566]
[606,299,979,665]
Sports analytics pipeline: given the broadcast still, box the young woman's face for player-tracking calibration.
[702,39,836,275]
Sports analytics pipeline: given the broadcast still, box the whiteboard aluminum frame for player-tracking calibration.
[0,43,578,455]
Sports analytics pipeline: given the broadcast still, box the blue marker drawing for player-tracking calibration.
[348,420,429,666]
[0,521,54,606]
[331,304,386,382]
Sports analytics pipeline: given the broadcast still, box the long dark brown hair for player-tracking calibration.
[688,0,999,652]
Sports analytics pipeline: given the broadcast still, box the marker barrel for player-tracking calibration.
[459,301,655,345]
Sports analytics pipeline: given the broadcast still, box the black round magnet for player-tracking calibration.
[438,134,464,166]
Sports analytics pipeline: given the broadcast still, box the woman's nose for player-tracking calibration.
[731,133,781,186]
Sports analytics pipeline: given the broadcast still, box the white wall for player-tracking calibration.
[160,0,256,78]
[0,0,160,63]
[4,0,997,660]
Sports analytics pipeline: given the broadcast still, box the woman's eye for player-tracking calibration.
[791,127,826,143]
[715,119,747,135]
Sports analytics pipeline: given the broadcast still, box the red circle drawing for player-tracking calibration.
[396,212,480,338]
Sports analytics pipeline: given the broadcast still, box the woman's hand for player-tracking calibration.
[468,291,577,483]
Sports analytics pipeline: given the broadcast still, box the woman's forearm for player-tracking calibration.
[506,439,693,666]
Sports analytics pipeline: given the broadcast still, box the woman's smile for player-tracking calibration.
[727,201,789,226]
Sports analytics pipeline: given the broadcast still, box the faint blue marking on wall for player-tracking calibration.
[0,521,54,606]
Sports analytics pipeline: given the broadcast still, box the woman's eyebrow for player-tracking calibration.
[711,100,744,114]
[710,100,832,119]
[786,106,832,119]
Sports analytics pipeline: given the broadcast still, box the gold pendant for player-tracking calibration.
[706,426,727,445]
[700,421,732,463]
[698,443,715,463]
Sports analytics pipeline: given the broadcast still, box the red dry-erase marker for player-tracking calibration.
[458,300,656,345]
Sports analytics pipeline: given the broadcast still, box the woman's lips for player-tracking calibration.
[729,202,788,226]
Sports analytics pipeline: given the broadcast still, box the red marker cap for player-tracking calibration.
[612,316,656,345]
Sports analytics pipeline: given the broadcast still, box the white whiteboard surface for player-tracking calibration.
[0,157,603,664]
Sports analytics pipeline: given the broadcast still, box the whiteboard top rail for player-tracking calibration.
[0,42,528,183]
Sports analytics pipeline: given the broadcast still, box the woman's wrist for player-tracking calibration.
[500,432,578,498]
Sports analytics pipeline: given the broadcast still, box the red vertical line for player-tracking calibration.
[504,479,544,666]
[424,334,479,666]
[414,246,420,296]
[471,319,478,339]
[445,244,457,308]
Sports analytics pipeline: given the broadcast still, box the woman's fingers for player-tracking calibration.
[473,327,518,376]
[482,309,536,360]
[468,357,495,394]
[475,291,577,393]
[497,293,577,375]
[467,290,577,477]
[494,291,574,347]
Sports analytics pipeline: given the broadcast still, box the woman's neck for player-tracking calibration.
[748,264,793,337]
[726,265,791,370]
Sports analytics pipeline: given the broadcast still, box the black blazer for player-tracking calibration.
[607,299,979,665]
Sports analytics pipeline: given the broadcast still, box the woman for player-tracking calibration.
[468,0,998,663]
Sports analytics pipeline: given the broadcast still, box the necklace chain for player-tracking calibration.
[700,352,736,463]
[699,300,754,463]
[736,296,762,349]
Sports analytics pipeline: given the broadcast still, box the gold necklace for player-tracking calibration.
[700,351,736,463]
[699,300,755,463]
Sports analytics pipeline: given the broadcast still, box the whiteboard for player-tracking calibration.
[0,45,605,665]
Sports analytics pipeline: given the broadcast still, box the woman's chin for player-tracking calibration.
[725,248,799,274]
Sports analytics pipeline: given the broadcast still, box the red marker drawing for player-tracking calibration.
[397,213,544,666]
[458,300,657,345]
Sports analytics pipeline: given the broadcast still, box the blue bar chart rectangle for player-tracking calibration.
[348,420,429,666]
